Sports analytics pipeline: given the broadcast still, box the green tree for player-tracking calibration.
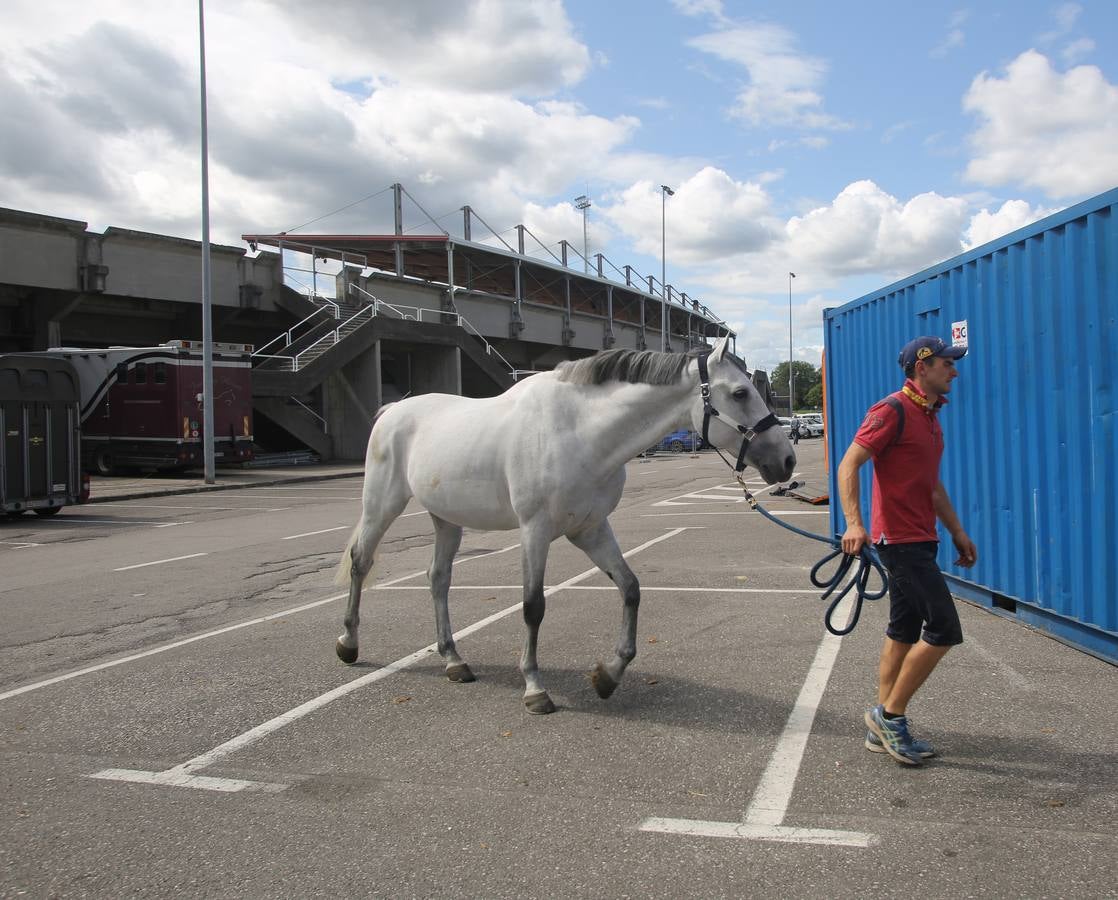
[803,382,823,409]
[771,360,821,412]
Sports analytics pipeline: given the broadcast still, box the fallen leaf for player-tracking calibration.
[644,677,659,685]
[500,731,512,738]
[1040,727,1056,734]
[1046,799,1065,808]
[393,695,411,704]
[647,636,659,644]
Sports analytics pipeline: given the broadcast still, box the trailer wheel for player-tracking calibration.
[669,439,684,452]
[94,449,114,476]
[34,507,62,517]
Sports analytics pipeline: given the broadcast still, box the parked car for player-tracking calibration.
[793,415,825,438]
[777,417,793,436]
[651,428,705,453]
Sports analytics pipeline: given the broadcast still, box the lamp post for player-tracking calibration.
[788,271,796,416]
[573,195,591,273]
[198,0,215,485]
[661,184,674,352]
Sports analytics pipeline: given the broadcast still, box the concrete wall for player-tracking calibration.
[323,341,381,460]
[411,345,461,396]
[0,218,84,291]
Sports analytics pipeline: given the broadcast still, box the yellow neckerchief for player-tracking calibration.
[901,378,947,412]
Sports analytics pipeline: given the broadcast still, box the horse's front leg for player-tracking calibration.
[336,479,409,664]
[519,524,556,714]
[428,514,475,683]
[567,520,640,699]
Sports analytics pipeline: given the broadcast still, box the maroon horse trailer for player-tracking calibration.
[33,340,255,474]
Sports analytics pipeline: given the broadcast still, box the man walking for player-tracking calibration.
[837,336,978,766]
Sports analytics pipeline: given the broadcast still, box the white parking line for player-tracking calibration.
[379,585,817,595]
[24,518,191,526]
[639,592,876,848]
[87,529,688,793]
[94,503,290,512]
[642,511,828,517]
[0,543,521,703]
[114,553,209,571]
[282,526,350,540]
[0,540,40,549]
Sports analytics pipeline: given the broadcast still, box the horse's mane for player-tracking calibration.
[555,349,700,386]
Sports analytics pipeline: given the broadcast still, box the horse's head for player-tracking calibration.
[690,337,796,484]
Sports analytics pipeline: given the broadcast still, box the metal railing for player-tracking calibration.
[290,303,376,370]
[253,280,518,380]
[348,283,518,380]
[252,304,338,361]
[289,396,327,433]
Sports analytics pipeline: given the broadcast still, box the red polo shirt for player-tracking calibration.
[853,380,946,545]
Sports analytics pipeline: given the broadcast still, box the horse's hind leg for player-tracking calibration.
[336,483,410,664]
[428,514,475,683]
[567,521,640,700]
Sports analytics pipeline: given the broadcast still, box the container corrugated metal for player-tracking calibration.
[824,186,1118,663]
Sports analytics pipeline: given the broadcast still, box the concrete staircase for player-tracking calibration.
[250,292,515,460]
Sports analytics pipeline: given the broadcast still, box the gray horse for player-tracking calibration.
[334,337,795,713]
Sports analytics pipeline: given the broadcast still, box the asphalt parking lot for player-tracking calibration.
[2,440,1116,898]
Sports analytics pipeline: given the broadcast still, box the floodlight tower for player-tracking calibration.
[573,194,591,273]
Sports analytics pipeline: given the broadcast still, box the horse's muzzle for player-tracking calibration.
[756,450,796,484]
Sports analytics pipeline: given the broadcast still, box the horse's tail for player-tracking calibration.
[333,401,398,588]
[333,526,360,587]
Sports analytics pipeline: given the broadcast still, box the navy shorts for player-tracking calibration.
[876,541,963,646]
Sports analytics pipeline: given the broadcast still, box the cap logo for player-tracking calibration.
[916,346,934,360]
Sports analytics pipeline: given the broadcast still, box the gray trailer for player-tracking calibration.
[1,354,87,516]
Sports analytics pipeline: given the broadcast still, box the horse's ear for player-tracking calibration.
[711,335,730,362]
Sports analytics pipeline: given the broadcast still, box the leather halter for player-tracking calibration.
[697,352,780,474]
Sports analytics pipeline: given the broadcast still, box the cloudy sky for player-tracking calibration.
[2,0,1116,372]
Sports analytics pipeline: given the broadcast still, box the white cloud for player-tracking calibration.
[0,0,631,242]
[930,8,969,58]
[963,199,1054,249]
[930,29,965,59]
[602,167,781,265]
[265,0,591,95]
[687,24,849,130]
[963,50,1118,199]
[1062,37,1095,64]
[784,181,969,277]
[768,136,830,152]
[671,0,728,22]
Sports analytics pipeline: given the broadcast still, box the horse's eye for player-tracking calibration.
[732,388,749,400]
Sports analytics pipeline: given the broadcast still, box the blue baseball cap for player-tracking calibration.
[898,335,967,370]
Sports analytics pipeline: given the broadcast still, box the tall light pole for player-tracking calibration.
[788,271,796,416]
[573,195,591,273]
[198,0,215,484]
[661,185,674,352]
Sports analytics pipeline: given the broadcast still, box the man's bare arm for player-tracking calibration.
[838,442,873,555]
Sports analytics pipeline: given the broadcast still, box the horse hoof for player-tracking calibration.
[590,663,618,699]
[446,663,476,683]
[524,692,556,715]
[336,640,358,665]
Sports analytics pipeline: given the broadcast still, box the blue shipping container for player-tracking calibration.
[824,186,1118,663]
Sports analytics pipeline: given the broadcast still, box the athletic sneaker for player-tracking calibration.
[865,728,935,758]
[864,704,924,766]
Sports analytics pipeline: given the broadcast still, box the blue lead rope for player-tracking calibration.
[734,474,889,636]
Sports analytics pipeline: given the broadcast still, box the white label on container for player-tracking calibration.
[951,320,968,348]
